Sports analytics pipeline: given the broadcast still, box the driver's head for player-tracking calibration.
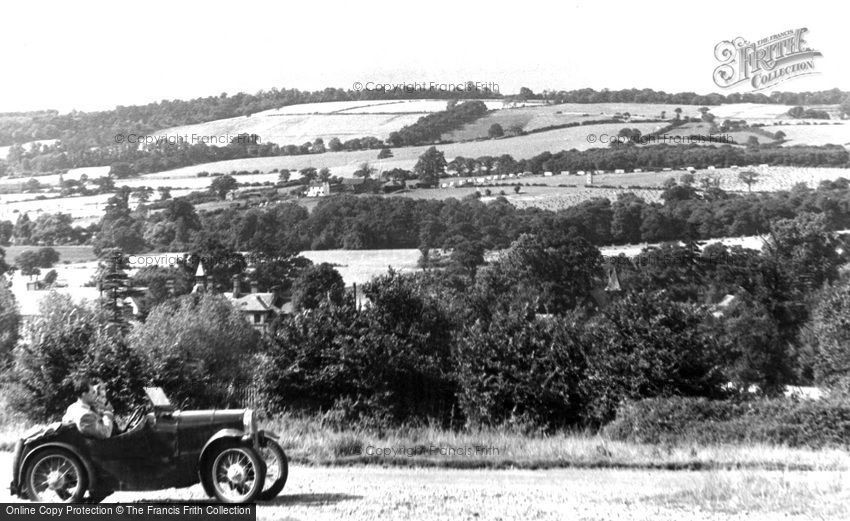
[73,376,105,406]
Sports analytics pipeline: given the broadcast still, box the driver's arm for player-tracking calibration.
[78,409,114,439]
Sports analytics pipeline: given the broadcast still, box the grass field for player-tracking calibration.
[762,122,850,146]
[0,166,111,189]
[386,184,663,212]
[2,245,96,263]
[0,189,195,226]
[660,121,779,146]
[300,249,421,285]
[443,105,605,141]
[442,102,804,142]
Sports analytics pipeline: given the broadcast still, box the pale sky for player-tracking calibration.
[0,0,845,113]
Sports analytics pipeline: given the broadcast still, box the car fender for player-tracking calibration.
[17,442,98,496]
[197,428,250,497]
[259,430,279,445]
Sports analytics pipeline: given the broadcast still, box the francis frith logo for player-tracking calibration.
[713,28,822,91]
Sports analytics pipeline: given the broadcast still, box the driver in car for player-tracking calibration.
[62,376,115,439]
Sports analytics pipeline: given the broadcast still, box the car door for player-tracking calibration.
[84,419,158,489]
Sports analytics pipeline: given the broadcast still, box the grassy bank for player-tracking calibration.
[261,413,850,471]
[4,406,849,472]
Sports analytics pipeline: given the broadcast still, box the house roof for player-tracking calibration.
[223,292,277,312]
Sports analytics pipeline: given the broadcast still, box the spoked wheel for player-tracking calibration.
[24,449,87,503]
[258,439,288,500]
[208,443,265,503]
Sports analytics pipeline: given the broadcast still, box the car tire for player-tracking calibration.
[205,441,265,503]
[23,448,88,503]
[258,439,288,500]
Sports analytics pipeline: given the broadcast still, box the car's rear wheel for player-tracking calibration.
[23,448,87,503]
[207,442,265,503]
[258,439,288,500]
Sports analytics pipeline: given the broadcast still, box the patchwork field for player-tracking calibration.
[442,102,806,142]
[659,121,778,146]
[0,166,111,189]
[397,185,663,211]
[0,188,195,225]
[140,121,665,180]
[762,122,850,147]
[443,105,609,141]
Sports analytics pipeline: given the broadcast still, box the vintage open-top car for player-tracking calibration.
[9,387,288,503]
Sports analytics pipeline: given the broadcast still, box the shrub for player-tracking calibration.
[583,291,727,424]
[454,308,588,428]
[604,396,850,448]
[6,292,148,421]
[128,293,259,408]
[261,272,456,423]
[807,281,850,390]
[0,282,19,365]
[290,263,345,311]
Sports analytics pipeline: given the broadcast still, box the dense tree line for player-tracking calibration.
[527,87,850,108]
[387,100,490,146]
[80,177,850,262]
[515,144,849,174]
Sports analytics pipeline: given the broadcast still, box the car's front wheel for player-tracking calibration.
[206,442,265,503]
[259,438,288,500]
[23,448,87,503]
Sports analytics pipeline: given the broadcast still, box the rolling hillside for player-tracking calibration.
[150,99,506,146]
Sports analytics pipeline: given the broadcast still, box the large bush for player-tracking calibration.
[806,281,850,390]
[454,308,588,428]
[605,396,850,448]
[6,292,148,421]
[260,272,456,423]
[128,293,260,407]
[583,291,727,424]
[0,281,19,366]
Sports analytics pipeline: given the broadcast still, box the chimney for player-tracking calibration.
[206,276,214,292]
[165,278,175,297]
[232,275,241,298]
[250,280,258,294]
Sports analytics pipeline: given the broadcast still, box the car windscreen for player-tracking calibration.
[144,386,173,408]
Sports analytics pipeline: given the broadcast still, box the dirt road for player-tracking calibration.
[2,452,845,520]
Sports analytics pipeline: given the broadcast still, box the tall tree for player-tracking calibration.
[413,147,447,187]
[209,175,238,199]
[291,263,345,311]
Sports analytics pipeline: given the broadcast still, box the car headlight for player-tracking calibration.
[243,410,257,435]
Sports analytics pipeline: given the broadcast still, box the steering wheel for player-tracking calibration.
[124,404,148,432]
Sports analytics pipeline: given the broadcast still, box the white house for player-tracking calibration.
[306,182,331,197]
